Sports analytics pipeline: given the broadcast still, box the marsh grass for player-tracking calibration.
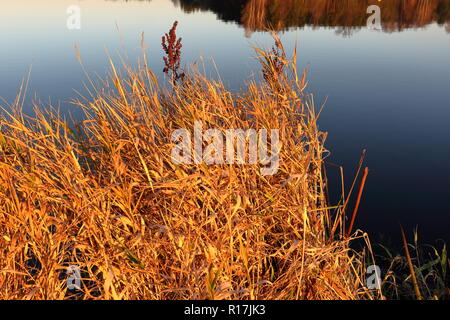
[0,33,379,300]
[377,229,450,300]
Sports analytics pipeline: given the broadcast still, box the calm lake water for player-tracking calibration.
[1,0,449,245]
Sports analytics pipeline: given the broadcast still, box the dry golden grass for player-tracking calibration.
[0,38,375,300]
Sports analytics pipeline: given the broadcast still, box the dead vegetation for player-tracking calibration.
[0,31,375,299]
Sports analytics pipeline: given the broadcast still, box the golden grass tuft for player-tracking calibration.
[0,39,374,300]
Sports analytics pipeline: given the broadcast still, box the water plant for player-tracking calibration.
[162,21,185,82]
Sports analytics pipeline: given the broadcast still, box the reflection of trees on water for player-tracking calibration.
[171,0,450,36]
[171,0,247,22]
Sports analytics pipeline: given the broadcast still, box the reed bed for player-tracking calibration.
[0,33,375,299]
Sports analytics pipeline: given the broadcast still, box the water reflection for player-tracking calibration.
[170,0,450,36]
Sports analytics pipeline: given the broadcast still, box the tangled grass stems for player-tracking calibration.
[0,34,376,300]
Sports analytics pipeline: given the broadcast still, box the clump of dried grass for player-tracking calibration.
[0,37,373,300]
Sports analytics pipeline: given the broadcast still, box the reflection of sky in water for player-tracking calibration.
[1,0,449,244]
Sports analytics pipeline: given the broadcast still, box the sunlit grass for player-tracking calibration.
[1,31,446,300]
[0,35,378,299]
